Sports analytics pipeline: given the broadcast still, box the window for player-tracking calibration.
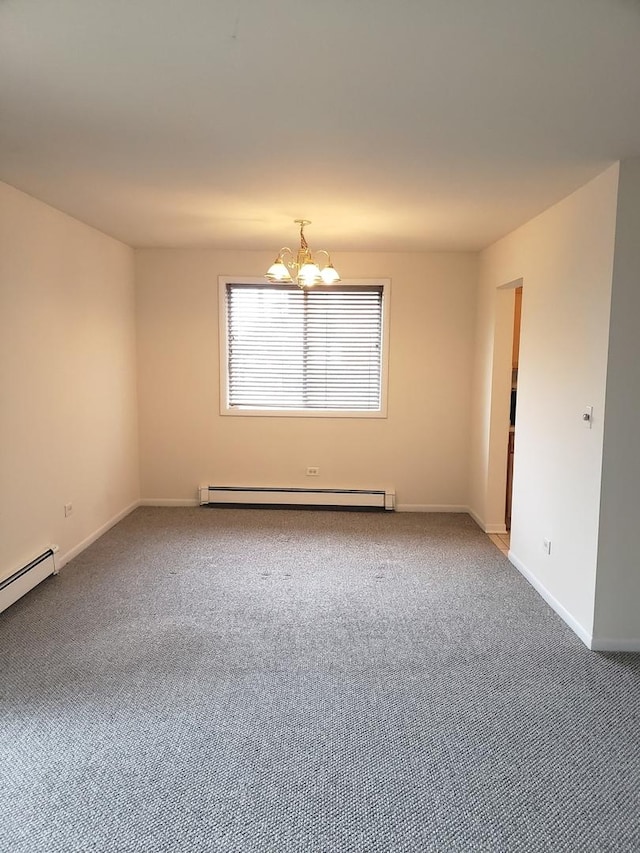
[219,278,390,417]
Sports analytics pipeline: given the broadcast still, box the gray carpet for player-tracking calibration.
[1,508,639,853]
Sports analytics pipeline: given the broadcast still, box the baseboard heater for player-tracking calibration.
[0,546,59,615]
[199,486,395,511]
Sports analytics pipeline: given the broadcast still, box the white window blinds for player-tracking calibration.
[225,283,384,411]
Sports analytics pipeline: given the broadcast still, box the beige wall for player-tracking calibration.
[135,249,478,508]
[594,158,640,646]
[469,166,619,640]
[0,182,139,574]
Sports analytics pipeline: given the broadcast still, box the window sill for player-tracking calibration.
[221,407,388,419]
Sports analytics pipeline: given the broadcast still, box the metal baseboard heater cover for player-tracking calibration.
[0,546,59,614]
[199,486,395,511]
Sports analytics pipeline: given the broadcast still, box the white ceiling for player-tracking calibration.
[2,0,640,251]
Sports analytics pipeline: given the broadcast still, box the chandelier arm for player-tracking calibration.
[275,247,294,268]
[314,249,331,265]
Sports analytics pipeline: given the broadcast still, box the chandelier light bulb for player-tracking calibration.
[298,262,321,285]
[320,263,340,284]
[266,259,292,282]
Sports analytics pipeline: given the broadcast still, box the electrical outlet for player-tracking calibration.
[306,466,320,476]
[64,503,73,518]
[543,538,552,555]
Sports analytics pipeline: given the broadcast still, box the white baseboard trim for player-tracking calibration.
[57,499,140,570]
[467,507,507,534]
[508,551,593,649]
[396,504,469,513]
[589,636,640,652]
[139,498,199,507]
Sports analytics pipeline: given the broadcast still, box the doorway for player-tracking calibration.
[505,286,523,531]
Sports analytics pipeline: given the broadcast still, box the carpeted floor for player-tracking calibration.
[1,508,639,853]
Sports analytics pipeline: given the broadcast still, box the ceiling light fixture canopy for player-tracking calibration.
[266,219,341,288]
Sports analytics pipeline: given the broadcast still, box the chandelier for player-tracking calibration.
[265,219,341,288]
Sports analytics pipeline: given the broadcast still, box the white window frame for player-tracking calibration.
[218,276,391,418]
